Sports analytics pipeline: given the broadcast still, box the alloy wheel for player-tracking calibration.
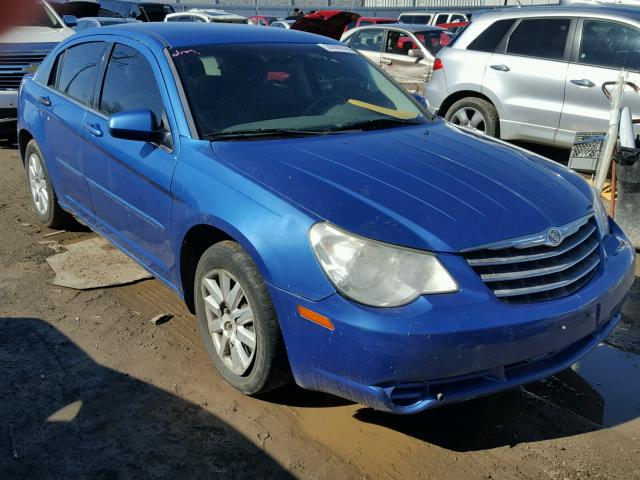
[28,153,49,216]
[201,269,257,376]
[450,107,487,132]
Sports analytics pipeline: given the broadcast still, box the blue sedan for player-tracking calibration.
[17,23,635,413]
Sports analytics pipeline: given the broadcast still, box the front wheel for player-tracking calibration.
[445,97,499,137]
[194,241,291,395]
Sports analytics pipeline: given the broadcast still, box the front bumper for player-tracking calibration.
[269,222,635,414]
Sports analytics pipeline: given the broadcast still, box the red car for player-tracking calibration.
[344,17,399,32]
[291,10,360,40]
[435,20,469,33]
[248,15,278,26]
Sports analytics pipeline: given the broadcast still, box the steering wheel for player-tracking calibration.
[303,95,346,116]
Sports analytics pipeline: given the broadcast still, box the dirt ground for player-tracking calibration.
[1,141,639,479]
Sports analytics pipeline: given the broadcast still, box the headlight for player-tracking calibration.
[592,187,610,238]
[309,222,458,307]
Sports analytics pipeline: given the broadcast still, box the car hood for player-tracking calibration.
[211,120,593,253]
[0,26,73,45]
[291,11,360,40]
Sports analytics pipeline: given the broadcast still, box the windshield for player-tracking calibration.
[16,3,62,28]
[171,43,429,139]
[413,31,453,54]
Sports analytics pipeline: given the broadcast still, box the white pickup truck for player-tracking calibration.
[0,1,75,139]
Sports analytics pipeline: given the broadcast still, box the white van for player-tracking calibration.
[0,1,75,138]
[398,11,468,26]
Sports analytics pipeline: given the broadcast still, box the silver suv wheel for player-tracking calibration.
[449,107,487,132]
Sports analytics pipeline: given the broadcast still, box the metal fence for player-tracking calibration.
[174,0,559,17]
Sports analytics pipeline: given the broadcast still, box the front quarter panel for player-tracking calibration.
[171,138,335,301]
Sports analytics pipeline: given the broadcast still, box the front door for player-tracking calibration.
[381,30,428,95]
[558,18,640,147]
[483,17,574,145]
[83,42,177,278]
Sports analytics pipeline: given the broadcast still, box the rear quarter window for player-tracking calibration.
[468,19,515,52]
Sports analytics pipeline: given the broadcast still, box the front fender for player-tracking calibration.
[170,139,336,302]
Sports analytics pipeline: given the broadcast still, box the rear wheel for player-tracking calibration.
[194,241,291,395]
[445,97,499,137]
[24,140,71,228]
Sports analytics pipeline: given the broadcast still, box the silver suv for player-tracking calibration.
[425,6,640,148]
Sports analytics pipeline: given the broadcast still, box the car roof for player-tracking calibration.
[75,22,338,48]
[474,5,640,21]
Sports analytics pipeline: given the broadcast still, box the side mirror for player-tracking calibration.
[62,15,78,28]
[109,109,167,144]
[412,93,429,109]
[408,48,425,59]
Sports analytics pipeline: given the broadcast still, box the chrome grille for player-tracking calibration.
[0,52,47,90]
[463,216,601,304]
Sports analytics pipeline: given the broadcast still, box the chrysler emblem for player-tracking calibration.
[547,228,563,246]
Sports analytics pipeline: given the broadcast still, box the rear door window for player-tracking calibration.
[99,43,165,127]
[578,20,640,70]
[506,18,571,60]
[56,42,106,106]
[434,14,448,25]
[349,29,384,52]
[468,19,515,52]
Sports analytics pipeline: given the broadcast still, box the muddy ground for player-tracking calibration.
[1,142,639,479]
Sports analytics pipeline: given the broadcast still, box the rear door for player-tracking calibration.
[83,41,178,277]
[558,18,640,147]
[345,28,384,65]
[381,29,428,94]
[39,41,107,220]
[483,17,575,145]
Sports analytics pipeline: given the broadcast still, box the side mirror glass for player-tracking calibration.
[109,109,166,144]
[62,15,78,28]
[408,48,425,59]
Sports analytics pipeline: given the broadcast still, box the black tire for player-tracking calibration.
[24,139,72,228]
[194,240,291,395]
[444,97,499,137]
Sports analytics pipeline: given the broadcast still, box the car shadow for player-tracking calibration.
[261,383,354,409]
[0,317,294,479]
[352,378,602,452]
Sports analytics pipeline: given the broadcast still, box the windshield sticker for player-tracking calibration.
[318,44,356,54]
[171,49,201,58]
[348,99,418,120]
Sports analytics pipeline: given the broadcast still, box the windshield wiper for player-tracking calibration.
[333,117,424,132]
[204,128,335,141]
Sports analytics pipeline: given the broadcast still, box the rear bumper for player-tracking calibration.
[270,222,635,414]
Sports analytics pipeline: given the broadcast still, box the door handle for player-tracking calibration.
[490,64,510,72]
[381,57,392,65]
[84,122,103,137]
[570,79,595,88]
[38,96,51,107]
